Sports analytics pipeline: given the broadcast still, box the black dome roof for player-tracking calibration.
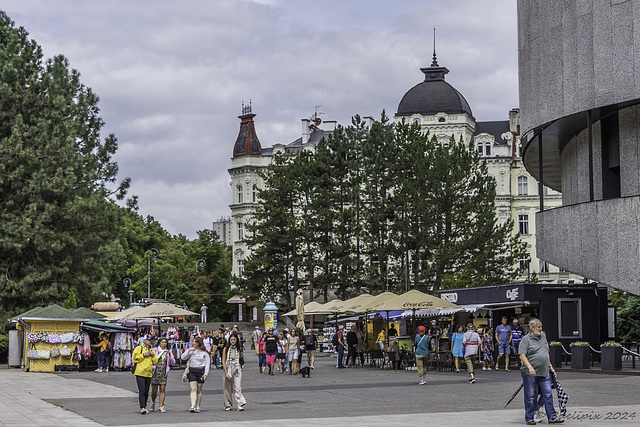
[396,61,473,118]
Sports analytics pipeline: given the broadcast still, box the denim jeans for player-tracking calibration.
[521,371,557,422]
[336,345,344,367]
[97,351,107,369]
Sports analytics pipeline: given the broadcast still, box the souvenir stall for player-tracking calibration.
[80,320,135,371]
[9,304,104,372]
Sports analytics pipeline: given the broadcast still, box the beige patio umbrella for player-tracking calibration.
[103,305,143,321]
[127,302,199,334]
[306,299,342,315]
[295,289,306,330]
[370,289,460,311]
[341,294,375,313]
[283,301,325,317]
[358,292,398,312]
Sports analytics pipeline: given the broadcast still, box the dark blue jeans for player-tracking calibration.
[521,371,557,422]
[97,350,107,369]
[337,345,344,367]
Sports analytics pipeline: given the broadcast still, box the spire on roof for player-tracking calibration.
[431,27,438,67]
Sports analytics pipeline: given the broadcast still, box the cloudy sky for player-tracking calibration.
[3,0,519,239]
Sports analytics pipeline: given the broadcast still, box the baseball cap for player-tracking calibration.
[418,326,426,332]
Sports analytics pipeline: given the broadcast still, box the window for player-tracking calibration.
[237,185,243,203]
[558,298,582,338]
[238,259,244,276]
[413,118,421,124]
[477,143,484,155]
[517,176,528,195]
[238,222,244,241]
[519,253,531,274]
[542,185,549,195]
[518,214,529,235]
[539,260,550,274]
[485,143,491,156]
[252,184,257,202]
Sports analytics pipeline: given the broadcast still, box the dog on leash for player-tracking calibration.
[300,366,311,378]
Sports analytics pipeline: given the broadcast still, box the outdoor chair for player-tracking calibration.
[438,351,454,371]
[427,352,439,371]
[368,349,384,368]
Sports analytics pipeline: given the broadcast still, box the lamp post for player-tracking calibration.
[147,248,158,299]
[123,278,132,303]
[196,259,206,272]
[128,290,134,303]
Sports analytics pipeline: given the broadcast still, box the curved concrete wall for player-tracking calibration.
[518,0,640,134]
[536,197,640,294]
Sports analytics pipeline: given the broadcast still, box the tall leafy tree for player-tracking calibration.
[0,11,130,326]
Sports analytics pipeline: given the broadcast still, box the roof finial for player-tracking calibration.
[431,27,438,67]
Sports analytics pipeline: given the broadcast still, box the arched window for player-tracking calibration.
[252,184,257,202]
[477,143,484,155]
[238,222,244,241]
[413,118,421,124]
[485,143,491,156]
[237,185,243,203]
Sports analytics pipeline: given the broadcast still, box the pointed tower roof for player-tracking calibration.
[232,102,262,158]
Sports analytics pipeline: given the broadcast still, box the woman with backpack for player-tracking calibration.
[132,337,158,414]
[91,334,112,373]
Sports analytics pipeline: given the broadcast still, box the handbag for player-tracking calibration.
[182,365,190,383]
[27,349,39,359]
[48,334,62,344]
[60,345,72,358]
[37,350,51,359]
[131,364,137,375]
[51,347,61,357]
[27,333,39,343]
[60,333,74,343]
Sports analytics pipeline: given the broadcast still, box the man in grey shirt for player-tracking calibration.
[519,319,563,425]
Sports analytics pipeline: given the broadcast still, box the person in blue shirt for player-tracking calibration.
[451,324,465,373]
[414,326,430,385]
[511,319,524,368]
[495,316,513,371]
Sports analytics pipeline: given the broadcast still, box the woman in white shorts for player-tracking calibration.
[287,329,300,374]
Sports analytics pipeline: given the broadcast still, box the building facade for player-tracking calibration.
[394,54,578,283]
[212,216,233,246]
[518,0,640,295]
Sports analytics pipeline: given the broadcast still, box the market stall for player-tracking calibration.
[80,320,135,371]
[9,304,104,372]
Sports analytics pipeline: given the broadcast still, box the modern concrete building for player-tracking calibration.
[518,0,640,294]
[212,216,233,246]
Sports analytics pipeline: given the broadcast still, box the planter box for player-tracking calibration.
[571,346,590,369]
[601,346,622,371]
[549,346,563,368]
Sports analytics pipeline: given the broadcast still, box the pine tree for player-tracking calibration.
[0,11,131,326]
[62,291,78,310]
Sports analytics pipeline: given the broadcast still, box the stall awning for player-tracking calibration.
[81,320,135,333]
[401,304,487,318]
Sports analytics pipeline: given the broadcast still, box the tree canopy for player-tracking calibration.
[240,113,526,305]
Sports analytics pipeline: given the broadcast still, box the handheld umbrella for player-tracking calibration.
[504,382,524,409]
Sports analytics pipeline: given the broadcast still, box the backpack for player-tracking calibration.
[332,333,339,346]
[305,334,315,347]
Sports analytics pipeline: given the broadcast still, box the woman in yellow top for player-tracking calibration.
[376,330,386,351]
[91,334,111,373]
[132,337,158,415]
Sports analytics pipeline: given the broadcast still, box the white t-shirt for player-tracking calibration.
[462,331,481,356]
[182,348,210,376]
[203,337,213,352]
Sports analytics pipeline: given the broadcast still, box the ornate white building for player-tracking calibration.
[227,56,581,285]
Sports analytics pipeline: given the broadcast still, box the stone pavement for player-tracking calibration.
[2,352,640,427]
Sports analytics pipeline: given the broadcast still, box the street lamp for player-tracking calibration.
[147,248,158,299]
[128,290,134,303]
[196,259,206,272]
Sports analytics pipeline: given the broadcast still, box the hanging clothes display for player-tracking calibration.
[112,333,134,369]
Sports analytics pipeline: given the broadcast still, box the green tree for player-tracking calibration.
[0,11,130,328]
[62,290,78,310]
[617,295,640,342]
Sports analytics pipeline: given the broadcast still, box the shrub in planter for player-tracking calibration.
[570,342,590,369]
[601,342,622,371]
[549,342,563,368]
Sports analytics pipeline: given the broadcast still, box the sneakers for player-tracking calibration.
[526,421,536,425]
[224,407,231,411]
[195,407,200,413]
[238,404,245,411]
[150,402,155,412]
[310,366,315,369]
[549,416,564,424]
[470,378,476,384]
[482,367,487,371]
[456,369,460,373]
[534,411,545,423]
[419,380,426,385]
[189,406,196,413]
[94,368,103,372]
[140,408,148,415]
[159,406,166,413]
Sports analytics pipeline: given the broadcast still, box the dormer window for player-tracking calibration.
[485,144,491,156]
[438,117,446,122]
[413,118,421,125]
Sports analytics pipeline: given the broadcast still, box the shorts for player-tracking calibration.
[288,349,299,361]
[266,353,277,365]
[306,349,316,358]
[187,367,205,383]
[276,353,286,360]
[498,343,511,355]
